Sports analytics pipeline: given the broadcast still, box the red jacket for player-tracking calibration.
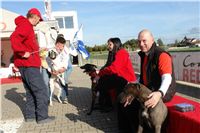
[10,16,41,67]
[98,48,137,82]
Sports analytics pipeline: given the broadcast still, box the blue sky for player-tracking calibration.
[1,0,200,46]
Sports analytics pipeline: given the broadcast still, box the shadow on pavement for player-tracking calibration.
[65,86,118,133]
[4,87,26,118]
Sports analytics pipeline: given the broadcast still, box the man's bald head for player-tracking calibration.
[138,29,155,53]
[138,29,154,39]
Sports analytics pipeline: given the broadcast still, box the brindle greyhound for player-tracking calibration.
[80,64,99,115]
[119,83,168,133]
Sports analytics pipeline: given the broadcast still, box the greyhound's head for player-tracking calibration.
[48,50,57,60]
[119,83,141,104]
[80,64,97,75]
[119,83,152,104]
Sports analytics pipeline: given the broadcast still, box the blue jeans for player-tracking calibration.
[64,59,73,84]
[19,67,49,121]
[61,59,73,99]
[41,68,50,99]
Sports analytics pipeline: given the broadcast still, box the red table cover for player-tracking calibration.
[165,95,200,133]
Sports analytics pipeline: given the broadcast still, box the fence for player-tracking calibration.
[81,51,200,85]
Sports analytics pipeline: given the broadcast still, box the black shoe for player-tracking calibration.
[37,116,55,124]
[25,118,35,122]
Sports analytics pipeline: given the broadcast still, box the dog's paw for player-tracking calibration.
[57,96,63,103]
[62,98,68,104]
[58,99,62,103]
[62,100,68,104]
[49,102,53,106]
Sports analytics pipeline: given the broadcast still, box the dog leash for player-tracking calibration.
[30,47,55,55]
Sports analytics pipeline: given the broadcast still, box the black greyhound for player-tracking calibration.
[80,63,99,115]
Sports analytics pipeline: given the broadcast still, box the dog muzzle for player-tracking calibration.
[48,50,57,60]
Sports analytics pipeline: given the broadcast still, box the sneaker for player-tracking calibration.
[37,116,55,124]
[62,98,68,104]
[25,118,35,122]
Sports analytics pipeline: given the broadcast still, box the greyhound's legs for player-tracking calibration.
[49,78,55,106]
[155,125,161,133]
[137,125,143,133]
[87,90,97,115]
[55,82,63,103]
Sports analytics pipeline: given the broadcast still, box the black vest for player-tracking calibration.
[138,43,176,102]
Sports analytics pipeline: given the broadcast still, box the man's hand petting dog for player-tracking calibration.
[124,91,162,108]
[145,91,162,108]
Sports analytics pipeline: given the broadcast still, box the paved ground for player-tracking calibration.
[0,66,118,133]
[0,66,199,133]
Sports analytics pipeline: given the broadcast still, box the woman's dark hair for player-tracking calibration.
[55,35,66,44]
[101,37,122,69]
[107,37,122,53]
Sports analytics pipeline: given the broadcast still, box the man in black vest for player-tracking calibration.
[137,29,176,108]
[122,30,176,132]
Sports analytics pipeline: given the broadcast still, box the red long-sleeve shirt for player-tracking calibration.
[142,53,172,86]
[10,16,41,67]
[98,48,137,82]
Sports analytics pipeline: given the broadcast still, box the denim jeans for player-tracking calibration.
[64,59,73,84]
[41,68,50,99]
[61,59,73,100]
[19,67,49,121]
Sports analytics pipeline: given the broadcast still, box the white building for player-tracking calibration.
[51,11,83,65]
[52,11,82,43]
[0,8,82,78]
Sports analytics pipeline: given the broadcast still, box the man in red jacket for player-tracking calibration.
[10,8,55,124]
[94,37,137,132]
